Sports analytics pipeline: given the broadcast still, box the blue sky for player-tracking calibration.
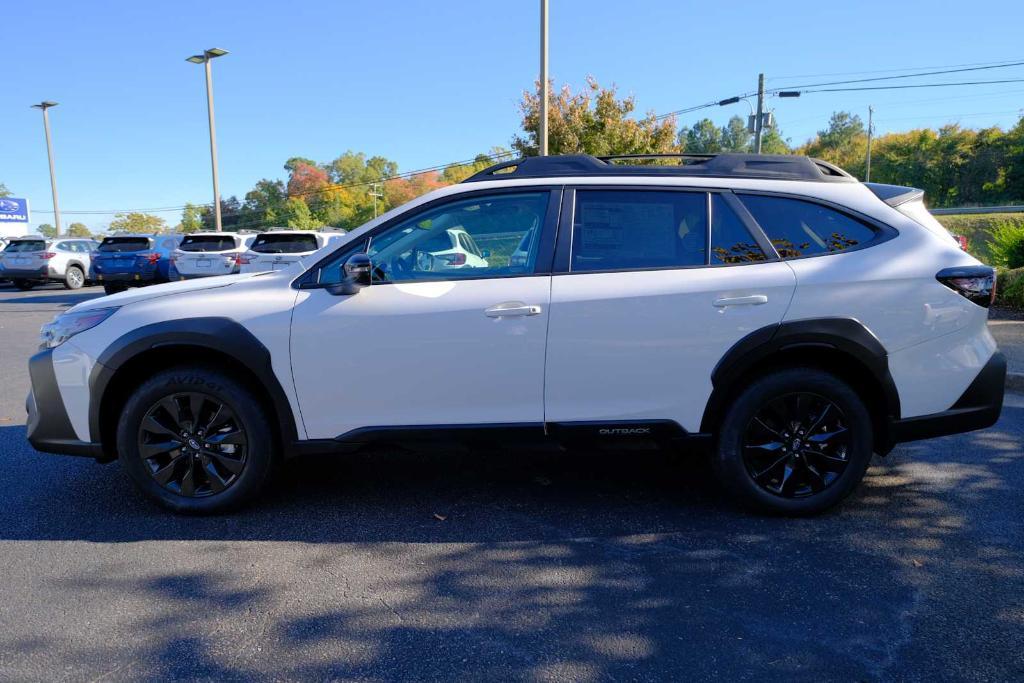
[2,0,1023,231]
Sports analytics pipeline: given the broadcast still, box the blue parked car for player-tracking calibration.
[91,234,183,295]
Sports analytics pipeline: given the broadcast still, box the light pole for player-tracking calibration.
[31,101,62,236]
[186,48,229,231]
[539,0,549,156]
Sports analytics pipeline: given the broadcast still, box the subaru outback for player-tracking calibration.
[26,154,1005,515]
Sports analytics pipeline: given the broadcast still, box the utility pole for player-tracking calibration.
[539,0,549,156]
[753,73,766,154]
[865,105,874,181]
[186,48,229,231]
[370,183,383,218]
[31,101,62,236]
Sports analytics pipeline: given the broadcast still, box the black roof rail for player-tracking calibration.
[462,153,857,184]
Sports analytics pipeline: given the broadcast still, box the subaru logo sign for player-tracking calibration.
[0,197,30,234]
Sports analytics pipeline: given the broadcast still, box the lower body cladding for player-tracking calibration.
[26,342,1006,463]
[3,266,57,282]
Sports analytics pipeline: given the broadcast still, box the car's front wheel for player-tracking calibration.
[714,368,873,516]
[117,366,276,513]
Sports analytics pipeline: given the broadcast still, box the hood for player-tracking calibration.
[67,271,277,313]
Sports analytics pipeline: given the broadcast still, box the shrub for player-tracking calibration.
[988,221,1024,270]
[935,213,1024,264]
[997,267,1024,309]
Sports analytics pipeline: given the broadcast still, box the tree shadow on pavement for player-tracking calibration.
[0,400,1022,680]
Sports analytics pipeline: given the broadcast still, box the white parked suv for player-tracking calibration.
[237,230,347,273]
[0,236,99,290]
[27,154,1005,515]
[171,232,256,279]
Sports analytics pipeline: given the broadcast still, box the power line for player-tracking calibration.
[770,58,1024,81]
[800,78,1024,94]
[770,60,1024,92]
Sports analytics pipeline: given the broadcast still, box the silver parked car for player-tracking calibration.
[0,236,100,290]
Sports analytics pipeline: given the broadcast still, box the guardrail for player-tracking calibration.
[931,206,1024,215]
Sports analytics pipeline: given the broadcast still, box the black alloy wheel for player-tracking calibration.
[741,392,850,498]
[137,391,248,497]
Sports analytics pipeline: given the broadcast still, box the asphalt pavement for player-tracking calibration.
[0,283,1022,682]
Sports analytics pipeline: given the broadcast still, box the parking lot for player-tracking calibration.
[0,283,1022,681]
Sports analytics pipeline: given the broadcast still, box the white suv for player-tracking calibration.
[171,232,256,279]
[237,230,346,273]
[26,154,1005,515]
[0,236,99,290]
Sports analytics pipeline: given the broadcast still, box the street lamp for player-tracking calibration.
[31,101,62,236]
[186,48,229,231]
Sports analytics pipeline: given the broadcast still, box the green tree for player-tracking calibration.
[720,115,752,152]
[679,118,723,153]
[37,223,56,238]
[513,77,678,157]
[0,183,11,198]
[108,212,167,234]
[279,197,321,230]
[800,111,868,176]
[177,203,205,233]
[759,126,792,155]
[67,222,92,237]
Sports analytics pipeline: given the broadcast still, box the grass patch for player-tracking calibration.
[935,213,1024,263]
[998,267,1024,309]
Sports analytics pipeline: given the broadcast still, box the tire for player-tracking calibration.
[64,265,85,290]
[117,366,277,514]
[13,279,34,291]
[713,367,873,516]
[103,283,127,295]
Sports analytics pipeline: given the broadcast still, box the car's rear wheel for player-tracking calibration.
[117,366,276,513]
[13,279,34,291]
[103,283,127,295]
[64,265,85,290]
[714,368,873,516]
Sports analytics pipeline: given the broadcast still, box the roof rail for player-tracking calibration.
[462,153,857,184]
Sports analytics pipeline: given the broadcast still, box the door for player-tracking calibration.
[544,189,796,433]
[290,189,559,440]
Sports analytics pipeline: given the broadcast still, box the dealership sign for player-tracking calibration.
[0,197,30,224]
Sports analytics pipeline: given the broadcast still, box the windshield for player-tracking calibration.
[5,240,46,253]
[179,235,238,252]
[251,233,318,253]
[99,237,150,253]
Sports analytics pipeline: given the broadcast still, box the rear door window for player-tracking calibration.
[738,194,879,258]
[250,233,319,254]
[710,195,767,264]
[570,190,707,272]
[179,235,238,252]
[99,237,151,253]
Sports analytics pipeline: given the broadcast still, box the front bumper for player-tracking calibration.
[26,348,103,458]
[886,351,1006,446]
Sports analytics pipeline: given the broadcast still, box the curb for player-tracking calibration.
[1008,372,1024,393]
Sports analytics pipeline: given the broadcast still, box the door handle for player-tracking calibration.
[713,295,769,307]
[485,302,543,318]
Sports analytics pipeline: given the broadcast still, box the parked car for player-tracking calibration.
[0,236,99,290]
[91,234,183,295]
[0,237,9,283]
[27,153,1004,515]
[171,232,255,279]
[237,230,346,274]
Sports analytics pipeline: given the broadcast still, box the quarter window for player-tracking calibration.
[710,195,767,264]
[570,190,707,272]
[738,194,879,258]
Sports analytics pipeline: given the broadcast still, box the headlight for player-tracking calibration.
[39,307,119,349]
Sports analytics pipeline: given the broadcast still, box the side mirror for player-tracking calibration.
[325,253,372,295]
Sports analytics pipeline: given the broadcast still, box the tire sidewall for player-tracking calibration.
[117,366,275,514]
[715,368,873,516]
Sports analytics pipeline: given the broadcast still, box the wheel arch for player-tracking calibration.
[89,318,299,461]
[701,318,901,453]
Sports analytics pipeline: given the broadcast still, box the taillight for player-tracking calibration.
[139,252,160,264]
[234,253,252,265]
[40,252,56,260]
[936,265,995,308]
[440,252,467,266]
